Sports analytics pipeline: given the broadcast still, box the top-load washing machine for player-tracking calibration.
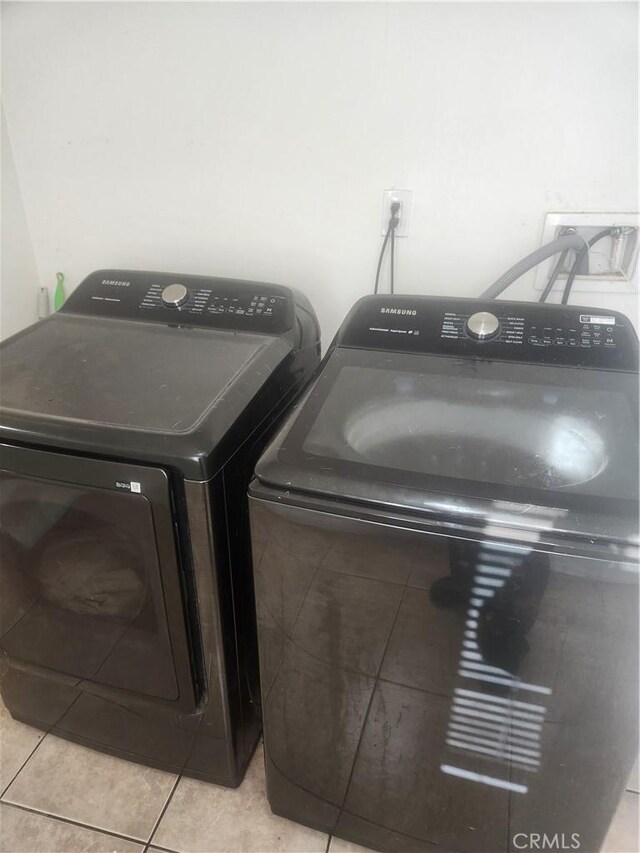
[249,294,638,850]
[0,269,319,786]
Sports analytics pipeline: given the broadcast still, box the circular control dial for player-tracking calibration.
[466,311,500,341]
[161,283,190,308]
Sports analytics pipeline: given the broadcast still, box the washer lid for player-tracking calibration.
[0,313,292,479]
[255,346,639,554]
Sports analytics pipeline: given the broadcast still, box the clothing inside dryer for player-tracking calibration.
[0,473,178,700]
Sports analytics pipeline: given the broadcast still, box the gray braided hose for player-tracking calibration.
[480,234,588,300]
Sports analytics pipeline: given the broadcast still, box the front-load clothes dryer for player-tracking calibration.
[0,269,320,786]
[249,295,638,850]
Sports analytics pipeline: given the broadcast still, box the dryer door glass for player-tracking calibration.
[0,473,180,701]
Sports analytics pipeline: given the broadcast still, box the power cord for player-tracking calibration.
[539,250,569,303]
[390,219,396,294]
[374,202,401,294]
[561,227,619,305]
[539,227,576,303]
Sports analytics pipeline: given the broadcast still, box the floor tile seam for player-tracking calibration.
[145,773,182,846]
[0,799,147,846]
[0,732,48,800]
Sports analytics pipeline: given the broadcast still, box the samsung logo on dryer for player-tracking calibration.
[380,307,417,316]
[102,279,131,287]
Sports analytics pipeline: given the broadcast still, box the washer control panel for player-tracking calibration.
[339,296,637,371]
[528,313,617,349]
[61,270,294,334]
[440,309,619,351]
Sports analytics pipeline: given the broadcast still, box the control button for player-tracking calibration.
[466,312,500,341]
[161,283,190,308]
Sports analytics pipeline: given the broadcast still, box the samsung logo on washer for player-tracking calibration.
[380,307,417,316]
[102,279,131,287]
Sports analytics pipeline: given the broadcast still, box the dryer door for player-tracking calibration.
[0,443,198,712]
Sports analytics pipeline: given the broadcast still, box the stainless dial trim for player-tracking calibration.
[466,311,500,341]
[161,283,189,308]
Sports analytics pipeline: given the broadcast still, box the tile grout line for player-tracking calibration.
[145,783,634,853]
[1,689,87,801]
[0,731,48,800]
[3,724,632,852]
[145,772,182,847]
[0,800,146,847]
[1,713,182,849]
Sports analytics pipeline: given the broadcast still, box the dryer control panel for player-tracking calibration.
[339,295,638,371]
[61,269,294,335]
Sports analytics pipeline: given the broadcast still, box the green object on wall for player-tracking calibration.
[54,272,66,310]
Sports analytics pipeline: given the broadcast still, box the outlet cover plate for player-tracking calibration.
[382,189,412,238]
[534,212,639,295]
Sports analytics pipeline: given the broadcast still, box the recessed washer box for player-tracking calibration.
[534,212,639,295]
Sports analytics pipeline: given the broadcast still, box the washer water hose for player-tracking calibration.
[539,249,569,303]
[560,227,618,304]
[480,234,587,300]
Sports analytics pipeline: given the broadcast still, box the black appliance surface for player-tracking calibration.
[0,269,320,787]
[249,294,638,851]
[0,270,306,480]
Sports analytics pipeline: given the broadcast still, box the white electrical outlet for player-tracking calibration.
[534,212,639,295]
[382,189,412,238]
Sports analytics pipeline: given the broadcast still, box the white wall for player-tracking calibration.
[2,2,638,343]
[1,106,41,338]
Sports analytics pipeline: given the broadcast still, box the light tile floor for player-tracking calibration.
[0,700,637,853]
